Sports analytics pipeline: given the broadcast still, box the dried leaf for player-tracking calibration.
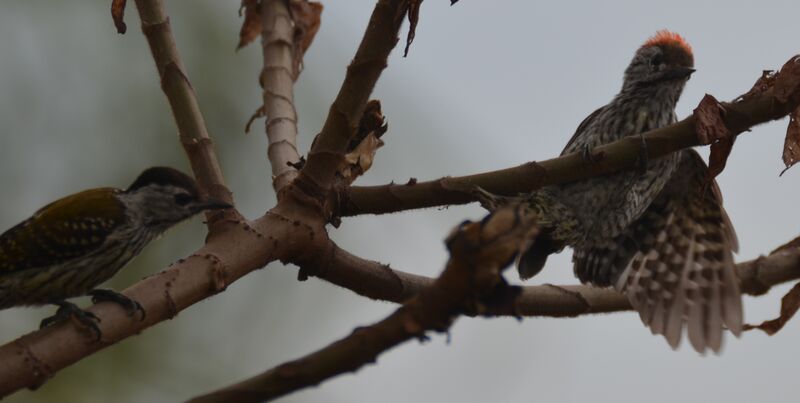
[781,108,800,173]
[404,0,423,57]
[349,99,387,151]
[693,94,735,181]
[340,134,384,181]
[773,55,800,104]
[770,234,800,255]
[745,282,800,335]
[237,0,262,50]
[111,0,127,34]
[289,0,323,78]
[735,70,775,102]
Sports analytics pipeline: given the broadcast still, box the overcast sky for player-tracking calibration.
[1,1,799,402]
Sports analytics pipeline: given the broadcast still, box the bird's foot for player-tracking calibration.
[636,133,649,174]
[40,301,102,340]
[90,289,145,321]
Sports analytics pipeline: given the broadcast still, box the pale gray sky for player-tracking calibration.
[0,1,799,402]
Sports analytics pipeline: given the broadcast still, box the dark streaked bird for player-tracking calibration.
[0,167,231,336]
[517,31,742,352]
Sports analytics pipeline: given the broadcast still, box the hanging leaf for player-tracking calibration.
[111,0,128,34]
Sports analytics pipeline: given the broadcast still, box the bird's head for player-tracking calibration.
[622,30,695,92]
[121,167,231,229]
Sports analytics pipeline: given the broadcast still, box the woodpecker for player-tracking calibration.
[517,31,742,352]
[0,167,231,337]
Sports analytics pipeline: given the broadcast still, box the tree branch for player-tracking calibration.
[303,238,800,317]
[339,75,800,217]
[134,0,233,218]
[188,205,537,403]
[0,212,317,396]
[298,0,408,198]
[261,0,302,193]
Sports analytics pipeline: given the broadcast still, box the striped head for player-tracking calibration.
[118,167,231,231]
[622,30,695,93]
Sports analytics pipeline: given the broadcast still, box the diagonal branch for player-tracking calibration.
[261,0,302,193]
[0,212,315,397]
[339,74,800,217]
[303,238,800,318]
[188,205,538,403]
[298,0,409,199]
[134,0,233,224]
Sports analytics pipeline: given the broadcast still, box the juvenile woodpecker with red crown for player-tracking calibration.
[0,167,231,337]
[515,30,742,353]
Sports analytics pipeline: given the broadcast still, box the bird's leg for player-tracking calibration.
[634,110,649,174]
[89,289,145,321]
[40,300,102,340]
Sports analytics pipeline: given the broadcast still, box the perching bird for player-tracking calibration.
[0,167,231,337]
[516,30,742,353]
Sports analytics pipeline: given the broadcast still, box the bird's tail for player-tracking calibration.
[577,150,742,353]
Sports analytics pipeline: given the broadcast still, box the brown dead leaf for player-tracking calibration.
[782,108,800,173]
[289,1,323,78]
[111,0,127,34]
[745,282,800,335]
[735,70,776,103]
[340,134,384,182]
[350,100,387,151]
[237,0,262,50]
[404,0,423,57]
[770,234,800,255]
[693,94,735,181]
[773,55,800,104]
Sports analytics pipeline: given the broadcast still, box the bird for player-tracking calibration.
[515,30,742,353]
[0,167,231,338]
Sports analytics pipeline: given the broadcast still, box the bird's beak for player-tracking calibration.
[663,66,696,80]
[194,198,233,212]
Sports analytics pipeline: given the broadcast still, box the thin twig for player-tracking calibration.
[303,239,800,317]
[134,0,233,221]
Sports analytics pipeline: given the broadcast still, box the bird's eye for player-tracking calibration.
[174,193,192,206]
[650,55,664,68]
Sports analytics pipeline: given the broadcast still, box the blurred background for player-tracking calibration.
[0,1,798,402]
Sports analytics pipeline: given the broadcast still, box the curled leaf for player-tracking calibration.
[745,282,800,335]
[111,0,127,34]
[404,0,423,57]
[735,70,775,102]
[782,108,800,173]
[693,94,735,181]
[237,0,262,50]
[349,99,387,151]
[341,134,384,182]
[773,55,800,104]
[289,1,323,78]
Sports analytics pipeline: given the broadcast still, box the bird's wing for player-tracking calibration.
[606,149,741,353]
[560,106,607,156]
[0,188,126,273]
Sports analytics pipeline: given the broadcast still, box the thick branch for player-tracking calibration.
[134,0,233,213]
[261,0,302,193]
[299,0,408,197]
[306,240,800,317]
[188,206,537,403]
[341,80,800,217]
[0,211,316,397]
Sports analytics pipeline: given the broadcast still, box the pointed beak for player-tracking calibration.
[194,197,233,212]
[663,66,696,80]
